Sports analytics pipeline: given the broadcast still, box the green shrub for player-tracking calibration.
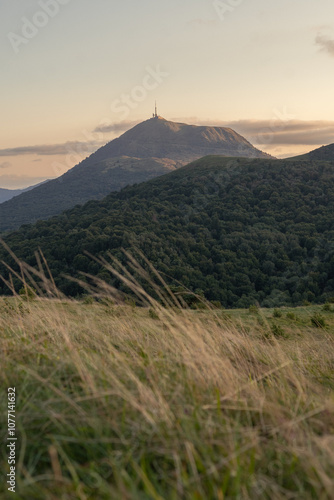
[190,301,207,310]
[249,304,259,314]
[286,312,296,321]
[271,324,287,338]
[211,300,223,309]
[311,314,327,328]
[322,303,332,312]
[148,308,159,320]
[273,308,283,318]
[19,286,36,301]
[83,296,94,305]
[125,298,136,308]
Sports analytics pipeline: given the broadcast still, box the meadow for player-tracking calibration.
[1,290,334,499]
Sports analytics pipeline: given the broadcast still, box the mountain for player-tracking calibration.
[0,188,25,204]
[289,143,334,161]
[85,116,273,165]
[0,116,272,233]
[1,156,333,308]
[0,180,48,204]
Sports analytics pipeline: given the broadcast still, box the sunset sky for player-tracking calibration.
[1,0,334,188]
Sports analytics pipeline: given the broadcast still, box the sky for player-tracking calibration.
[1,0,334,188]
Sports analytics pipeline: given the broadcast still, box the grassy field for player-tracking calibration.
[1,294,334,499]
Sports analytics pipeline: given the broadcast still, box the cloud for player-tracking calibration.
[227,120,334,146]
[0,140,104,157]
[0,120,140,158]
[0,122,136,159]
[186,118,334,146]
[315,34,334,57]
[93,120,140,134]
[231,120,334,146]
[0,161,11,169]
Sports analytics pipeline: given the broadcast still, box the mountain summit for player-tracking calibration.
[0,117,271,232]
[87,116,272,167]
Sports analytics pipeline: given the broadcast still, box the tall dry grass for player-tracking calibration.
[0,252,333,499]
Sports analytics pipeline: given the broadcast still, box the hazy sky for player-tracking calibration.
[1,0,334,187]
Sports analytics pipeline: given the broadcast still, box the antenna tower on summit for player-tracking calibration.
[153,101,158,118]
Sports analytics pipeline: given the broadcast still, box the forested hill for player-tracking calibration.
[0,117,271,233]
[1,156,334,307]
[290,143,334,161]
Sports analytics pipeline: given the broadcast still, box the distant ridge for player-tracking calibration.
[289,143,334,161]
[0,117,272,233]
[0,180,48,204]
[0,187,27,205]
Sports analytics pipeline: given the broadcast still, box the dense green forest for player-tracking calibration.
[1,156,334,308]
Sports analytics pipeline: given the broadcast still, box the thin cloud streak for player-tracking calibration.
[190,119,334,146]
[93,120,140,134]
[0,121,138,158]
[0,141,104,157]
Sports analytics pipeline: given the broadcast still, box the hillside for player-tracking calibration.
[289,143,334,161]
[0,157,175,233]
[0,180,47,204]
[0,117,271,233]
[0,187,24,204]
[1,155,334,307]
